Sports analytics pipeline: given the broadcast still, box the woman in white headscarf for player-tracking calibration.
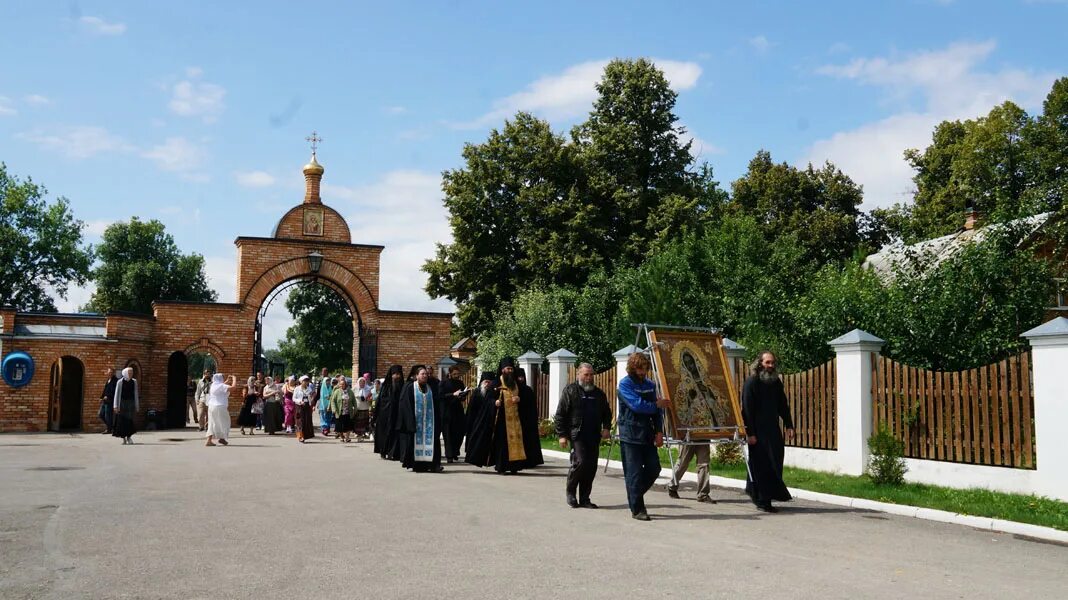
[206,373,236,446]
[292,375,316,443]
[261,376,284,434]
[112,367,139,445]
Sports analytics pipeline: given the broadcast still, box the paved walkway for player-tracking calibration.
[1,429,1065,599]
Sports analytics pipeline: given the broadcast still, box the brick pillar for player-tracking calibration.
[828,329,884,476]
[1023,317,1068,501]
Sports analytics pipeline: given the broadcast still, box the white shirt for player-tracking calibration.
[207,383,230,408]
[293,385,310,405]
[356,384,372,410]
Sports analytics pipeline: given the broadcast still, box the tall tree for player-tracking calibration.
[0,164,93,311]
[275,283,353,374]
[86,218,216,314]
[729,150,863,265]
[571,58,708,267]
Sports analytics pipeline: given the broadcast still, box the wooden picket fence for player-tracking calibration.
[871,352,1035,468]
[731,358,838,450]
[534,370,550,420]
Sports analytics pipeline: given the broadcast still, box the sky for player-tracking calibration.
[1,1,1065,348]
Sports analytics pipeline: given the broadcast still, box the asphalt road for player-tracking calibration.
[1,428,1065,599]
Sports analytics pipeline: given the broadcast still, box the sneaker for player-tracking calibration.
[697,496,717,504]
[567,497,579,508]
[667,489,680,499]
[632,511,651,521]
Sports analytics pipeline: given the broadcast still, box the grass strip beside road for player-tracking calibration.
[539,438,1068,532]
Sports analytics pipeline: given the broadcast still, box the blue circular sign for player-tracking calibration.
[2,351,35,388]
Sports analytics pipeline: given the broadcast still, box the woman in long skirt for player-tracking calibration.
[354,376,372,440]
[330,376,357,443]
[112,367,139,445]
[293,375,316,442]
[282,376,296,434]
[237,376,258,435]
[206,373,235,446]
[262,376,284,434]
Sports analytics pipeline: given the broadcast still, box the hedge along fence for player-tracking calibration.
[732,357,838,450]
[871,352,1035,469]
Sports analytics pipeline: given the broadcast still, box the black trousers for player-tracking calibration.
[566,437,600,502]
[621,441,661,515]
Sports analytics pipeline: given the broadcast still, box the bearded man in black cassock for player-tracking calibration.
[440,366,468,463]
[464,371,497,465]
[741,351,795,513]
[485,357,544,474]
[374,365,404,460]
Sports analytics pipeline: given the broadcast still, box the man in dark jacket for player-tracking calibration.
[616,352,669,521]
[555,363,611,509]
[742,350,795,513]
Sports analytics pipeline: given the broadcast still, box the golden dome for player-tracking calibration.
[303,153,324,176]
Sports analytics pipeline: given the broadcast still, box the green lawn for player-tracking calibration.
[540,438,1068,532]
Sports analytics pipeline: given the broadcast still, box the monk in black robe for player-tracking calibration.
[374,365,404,459]
[464,371,497,465]
[486,358,544,474]
[741,351,795,512]
[440,366,468,462]
[395,366,443,472]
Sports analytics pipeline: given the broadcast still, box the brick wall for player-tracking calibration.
[376,311,453,376]
[272,202,352,244]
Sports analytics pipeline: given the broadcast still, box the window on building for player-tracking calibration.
[1055,278,1068,309]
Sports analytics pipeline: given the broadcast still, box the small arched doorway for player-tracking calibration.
[166,351,189,428]
[48,356,84,431]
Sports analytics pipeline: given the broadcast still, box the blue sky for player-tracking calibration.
[1,1,1065,347]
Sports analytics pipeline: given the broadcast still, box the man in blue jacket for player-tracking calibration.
[617,352,670,521]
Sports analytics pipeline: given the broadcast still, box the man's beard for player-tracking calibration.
[759,369,779,383]
[502,373,516,388]
[580,382,594,392]
[418,382,428,393]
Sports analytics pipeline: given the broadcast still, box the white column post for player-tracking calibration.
[612,345,639,387]
[436,356,457,381]
[546,349,577,418]
[1023,317,1068,501]
[828,329,885,476]
[472,357,484,381]
[516,351,543,384]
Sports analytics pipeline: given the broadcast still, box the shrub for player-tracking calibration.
[538,418,555,439]
[714,441,744,466]
[867,425,907,485]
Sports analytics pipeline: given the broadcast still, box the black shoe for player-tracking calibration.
[756,503,778,513]
[580,501,598,509]
[632,511,651,521]
[667,489,680,499]
[447,458,455,464]
[567,497,580,508]
[697,496,717,504]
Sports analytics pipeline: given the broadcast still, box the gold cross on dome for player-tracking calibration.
[306,131,322,155]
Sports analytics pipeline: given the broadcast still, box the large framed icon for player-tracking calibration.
[648,330,743,440]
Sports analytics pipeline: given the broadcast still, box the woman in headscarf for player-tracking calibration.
[237,376,259,435]
[374,365,404,459]
[262,376,284,434]
[112,367,139,445]
[354,375,373,440]
[293,375,316,443]
[206,373,235,447]
[330,376,357,443]
[282,376,297,434]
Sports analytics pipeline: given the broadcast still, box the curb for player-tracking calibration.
[541,448,1068,544]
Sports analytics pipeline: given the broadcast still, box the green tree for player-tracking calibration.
[0,164,93,311]
[275,283,353,374]
[86,218,216,314]
[729,150,863,265]
[572,58,709,268]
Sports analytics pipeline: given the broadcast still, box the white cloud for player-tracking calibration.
[456,58,702,128]
[142,137,205,174]
[748,35,773,53]
[23,94,51,106]
[18,125,134,159]
[234,170,276,188]
[0,96,15,116]
[324,170,454,316]
[168,70,226,122]
[78,15,126,36]
[204,251,237,304]
[83,219,114,237]
[804,41,1057,208]
[50,281,97,313]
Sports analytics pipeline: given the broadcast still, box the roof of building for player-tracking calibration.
[863,212,1053,279]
